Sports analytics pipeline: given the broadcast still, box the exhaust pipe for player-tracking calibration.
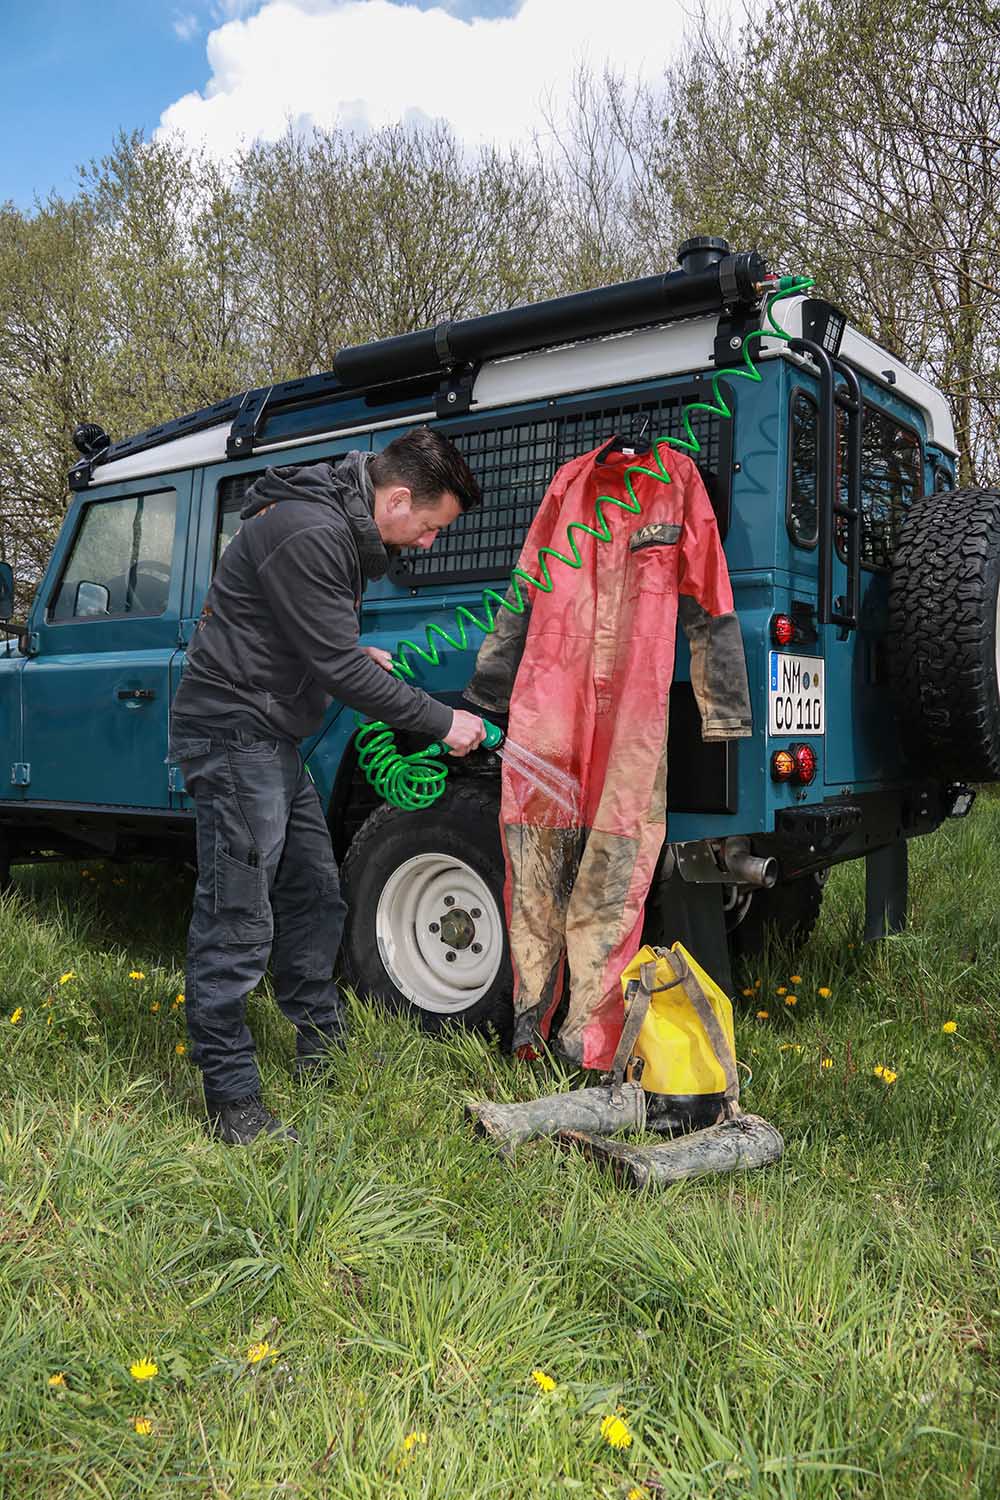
[721,837,778,889]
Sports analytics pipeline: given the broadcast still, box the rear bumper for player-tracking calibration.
[754,781,957,878]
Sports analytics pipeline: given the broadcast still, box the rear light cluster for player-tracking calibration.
[771,743,817,785]
[771,612,796,647]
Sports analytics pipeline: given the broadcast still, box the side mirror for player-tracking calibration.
[0,561,13,622]
[74,579,111,617]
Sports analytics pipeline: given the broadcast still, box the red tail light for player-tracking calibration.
[792,743,817,784]
[771,613,795,647]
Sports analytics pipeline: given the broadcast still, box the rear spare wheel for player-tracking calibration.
[888,487,1000,781]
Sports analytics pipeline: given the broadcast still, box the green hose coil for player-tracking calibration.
[353,275,814,810]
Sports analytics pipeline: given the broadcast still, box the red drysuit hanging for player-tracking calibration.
[466,438,752,1070]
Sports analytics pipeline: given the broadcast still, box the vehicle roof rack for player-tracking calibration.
[69,240,768,489]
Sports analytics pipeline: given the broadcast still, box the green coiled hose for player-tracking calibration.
[353,275,814,810]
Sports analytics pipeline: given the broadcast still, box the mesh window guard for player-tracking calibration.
[389,382,732,588]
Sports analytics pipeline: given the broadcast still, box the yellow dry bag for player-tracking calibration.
[614,943,739,1125]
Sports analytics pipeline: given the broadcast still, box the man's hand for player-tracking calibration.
[443,709,487,756]
[361,645,395,673]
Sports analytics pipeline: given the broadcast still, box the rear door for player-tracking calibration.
[20,474,191,808]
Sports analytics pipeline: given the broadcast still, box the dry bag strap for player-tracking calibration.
[608,954,686,1091]
[667,951,741,1118]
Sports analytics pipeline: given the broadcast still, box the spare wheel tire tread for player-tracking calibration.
[888,487,1000,781]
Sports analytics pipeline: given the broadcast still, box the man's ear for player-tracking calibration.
[387,485,413,515]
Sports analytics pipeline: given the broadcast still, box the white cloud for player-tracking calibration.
[172,11,201,41]
[157,0,720,160]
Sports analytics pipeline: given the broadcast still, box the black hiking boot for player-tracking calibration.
[208,1095,299,1146]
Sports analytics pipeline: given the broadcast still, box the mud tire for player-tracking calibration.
[340,784,513,1039]
[888,487,1000,781]
[727,874,824,962]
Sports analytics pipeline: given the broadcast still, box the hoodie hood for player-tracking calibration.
[241,449,389,581]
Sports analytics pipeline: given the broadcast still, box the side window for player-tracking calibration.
[787,390,818,546]
[389,384,732,588]
[48,489,177,622]
[837,407,923,571]
[214,458,343,569]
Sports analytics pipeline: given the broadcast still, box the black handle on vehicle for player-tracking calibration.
[117,688,156,701]
[788,337,859,637]
[832,357,862,637]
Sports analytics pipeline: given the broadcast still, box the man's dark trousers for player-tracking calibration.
[170,719,348,1106]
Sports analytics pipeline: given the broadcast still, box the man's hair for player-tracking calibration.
[369,426,481,512]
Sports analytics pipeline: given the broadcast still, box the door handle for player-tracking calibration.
[117,688,156,702]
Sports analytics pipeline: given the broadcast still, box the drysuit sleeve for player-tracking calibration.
[256,526,454,739]
[465,480,567,714]
[677,470,753,742]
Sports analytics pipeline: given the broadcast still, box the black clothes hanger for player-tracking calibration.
[595,414,654,464]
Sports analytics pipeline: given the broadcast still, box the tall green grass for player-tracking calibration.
[1,800,998,1497]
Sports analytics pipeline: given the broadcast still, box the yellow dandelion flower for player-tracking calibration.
[820,1057,834,1070]
[817,986,832,998]
[789,974,802,984]
[129,1359,158,1382]
[174,993,185,1006]
[873,1065,898,1084]
[175,1041,187,1056]
[775,986,787,996]
[47,1015,53,1026]
[784,994,798,1007]
[531,1368,556,1393]
[9,1007,23,1025]
[150,1002,160,1014]
[58,971,76,985]
[942,1020,957,1034]
[402,1431,428,1452]
[779,1043,802,1052]
[756,1009,769,1019]
[246,1341,277,1364]
[133,1416,153,1436]
[599,1413,632,1450]
[129,971,146,981]
[754,979,761,990]
[741,987,753,997]
[48,1372,66,1388]
[628,1490,647,1500]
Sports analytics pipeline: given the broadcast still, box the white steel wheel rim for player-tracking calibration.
[376,853,503,1014]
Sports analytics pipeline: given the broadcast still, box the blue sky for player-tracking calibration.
[1,0,687,211]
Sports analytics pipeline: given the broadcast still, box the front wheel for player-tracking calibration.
[340,784,513,1038]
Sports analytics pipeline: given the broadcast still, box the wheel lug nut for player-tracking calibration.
[471,942,482,954]
[443,895,455,907]
[428,922,439,933]
[445,950,457,962]
[470,907,481,918]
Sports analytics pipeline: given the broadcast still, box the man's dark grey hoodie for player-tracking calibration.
[170,451,453,743]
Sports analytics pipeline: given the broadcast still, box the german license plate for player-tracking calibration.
[768,652,825,736]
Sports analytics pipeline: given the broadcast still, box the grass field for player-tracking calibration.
[1,799,999,1499]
